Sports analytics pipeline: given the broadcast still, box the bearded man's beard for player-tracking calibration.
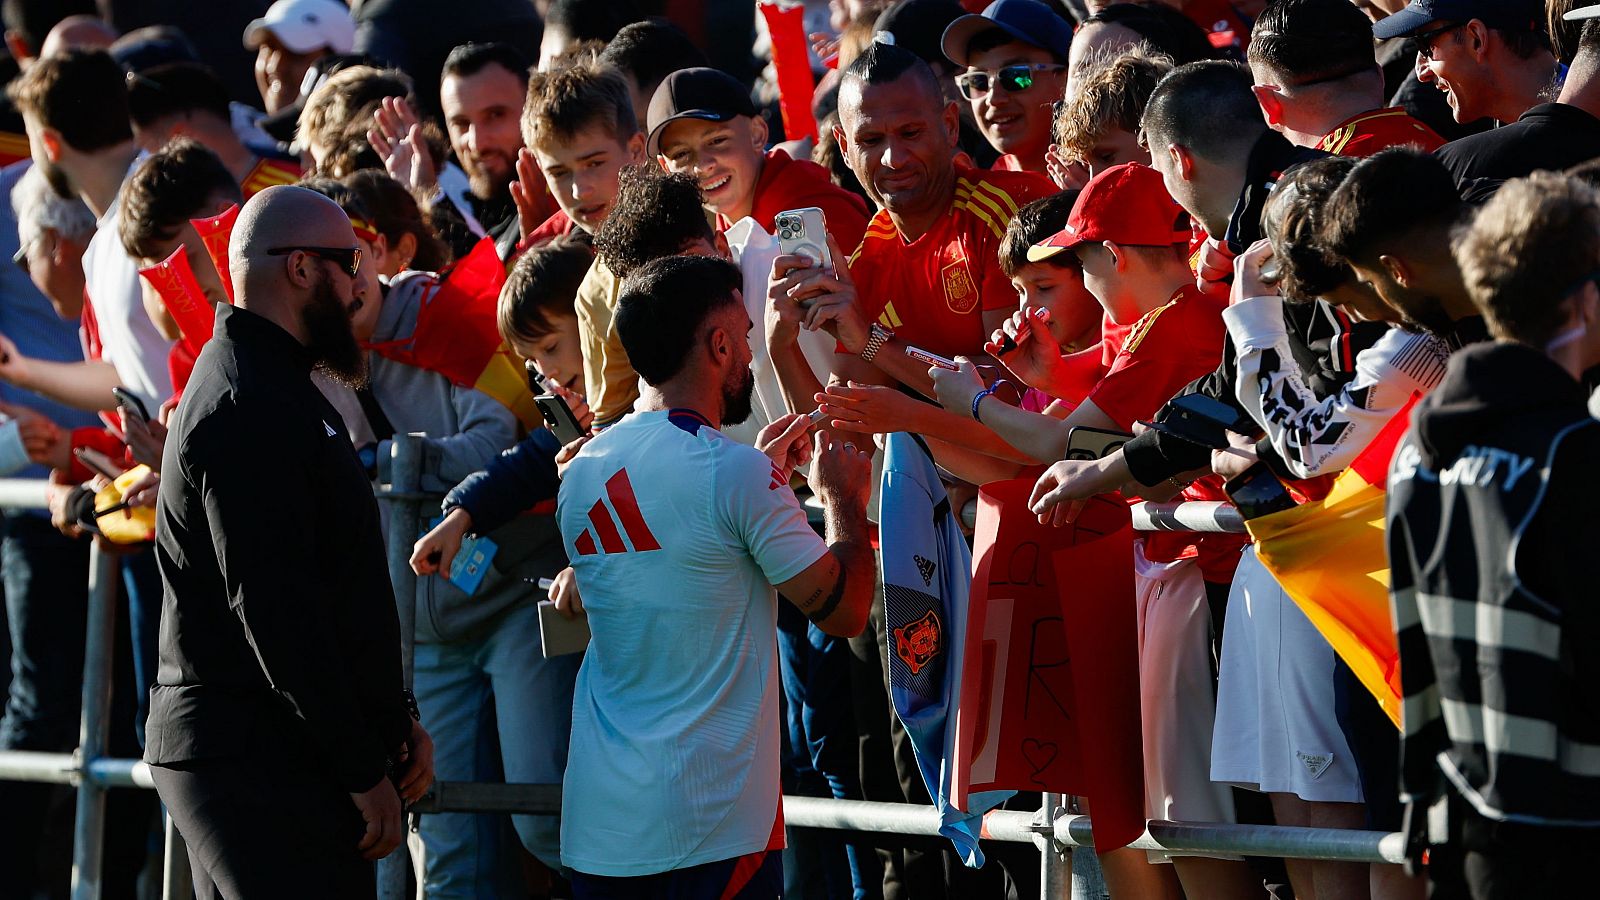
[303,273,367,388]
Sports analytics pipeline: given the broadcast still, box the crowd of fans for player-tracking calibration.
[0,0,1593,897]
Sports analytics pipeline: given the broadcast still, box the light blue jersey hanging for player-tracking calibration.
[879,432,1013,867]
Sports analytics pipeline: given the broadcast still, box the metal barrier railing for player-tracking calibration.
[0,444,1404,900]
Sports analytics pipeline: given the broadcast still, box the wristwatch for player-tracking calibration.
[861,323,892,363]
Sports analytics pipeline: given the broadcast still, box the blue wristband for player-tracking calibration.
[971,379,1009,423]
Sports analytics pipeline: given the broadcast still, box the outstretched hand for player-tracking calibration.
[368,96,436,192]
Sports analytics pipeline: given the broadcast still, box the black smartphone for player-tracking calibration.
[111,387,149,424]
[73,446,125,481]
[1224,463,1298,520]
[1064,426,1133,461]
[535,393,584,445]
[1141,393,1250,450]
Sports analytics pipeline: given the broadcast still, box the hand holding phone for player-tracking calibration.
[73,446,125,481]
[775,207,833,272]
[111,387,149,424]
[1224,463,1297,520]
[535,393,584,445]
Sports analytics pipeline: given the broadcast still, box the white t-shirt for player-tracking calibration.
[83,187,174,409]
[556,409,828,876]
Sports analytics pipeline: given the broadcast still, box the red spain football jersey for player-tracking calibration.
[1084,284,1227,432]
[848,165,1056,358]
[1317,107,1445,158]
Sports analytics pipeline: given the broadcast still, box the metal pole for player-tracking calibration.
[70,543,118,900]
[1038,793,1070,900]
[162,811,191,900]
[377,433,424,900]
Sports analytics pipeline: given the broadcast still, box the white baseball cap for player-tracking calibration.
[244,0,355,55]
[1566,4,1600,20]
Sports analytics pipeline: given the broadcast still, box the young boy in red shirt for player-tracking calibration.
[647,67,869,252]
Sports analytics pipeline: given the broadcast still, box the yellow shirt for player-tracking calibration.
[574,257,638,427]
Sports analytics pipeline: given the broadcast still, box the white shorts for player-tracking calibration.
[1210,547,1364,803]
[1134,542,1237,860]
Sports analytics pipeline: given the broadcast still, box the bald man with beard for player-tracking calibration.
[147,186,434,899]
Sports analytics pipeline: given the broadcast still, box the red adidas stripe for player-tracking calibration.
[587,499,626,554]
[604,469,660,551]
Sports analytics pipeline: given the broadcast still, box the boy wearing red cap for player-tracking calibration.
[928,163,1221,461]
[648,67,868,251]
[929,163,1258,900]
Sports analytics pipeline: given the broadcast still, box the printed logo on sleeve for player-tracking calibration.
[894,610,943,675]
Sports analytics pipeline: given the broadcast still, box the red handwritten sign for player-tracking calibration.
[953,479,1145,851]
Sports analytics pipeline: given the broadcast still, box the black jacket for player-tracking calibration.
[1388,341,1600,826]
[1434,103,1600,193]
[148,305,412,794]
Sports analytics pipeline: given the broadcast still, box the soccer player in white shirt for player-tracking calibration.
[557,254,875,896]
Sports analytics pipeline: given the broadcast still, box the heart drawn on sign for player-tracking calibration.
[1021,738,1059,786]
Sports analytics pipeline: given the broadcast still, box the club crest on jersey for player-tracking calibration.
[894,609,942,675]
[941,258,977,314]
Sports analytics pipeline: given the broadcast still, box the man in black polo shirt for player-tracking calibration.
[1434,8,1600,191]
[148,186,433,898]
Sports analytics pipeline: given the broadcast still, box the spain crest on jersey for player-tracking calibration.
[942,258,978,314]
[894,609,942,676]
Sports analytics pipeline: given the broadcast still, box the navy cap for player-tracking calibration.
[1372,0,1545,40]
[646,67,758,156]
[941,0,1074,68]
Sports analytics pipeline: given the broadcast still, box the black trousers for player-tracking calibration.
[1426,798,1592,900]
[152,753,376,900]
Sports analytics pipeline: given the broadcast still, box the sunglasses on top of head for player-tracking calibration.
[956,63,1066,101]
[266,245,362,279]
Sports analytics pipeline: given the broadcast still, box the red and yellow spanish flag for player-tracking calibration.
[190,204,239,304]
[366,237,539,429]
[1245,397,1418,728]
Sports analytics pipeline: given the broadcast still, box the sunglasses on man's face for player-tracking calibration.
[1410,22,1465,61]
[955,63,1066,101]
[266,245,362,279]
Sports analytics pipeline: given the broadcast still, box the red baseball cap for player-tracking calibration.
[1028,163,1190,262]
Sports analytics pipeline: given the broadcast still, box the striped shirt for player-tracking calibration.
[848,165,1054,358]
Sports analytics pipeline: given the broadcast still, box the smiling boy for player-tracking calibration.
[647,67,869,251]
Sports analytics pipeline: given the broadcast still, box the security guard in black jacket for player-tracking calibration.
[148,186,433,899]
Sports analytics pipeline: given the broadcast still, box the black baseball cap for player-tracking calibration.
[1372,0,1544,40]
[646,67,758,156]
